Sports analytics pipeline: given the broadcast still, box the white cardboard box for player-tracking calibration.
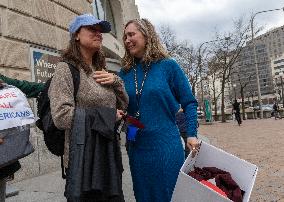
[171,141,258,202]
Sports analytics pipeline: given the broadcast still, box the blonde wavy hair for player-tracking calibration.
[122,18,169,70]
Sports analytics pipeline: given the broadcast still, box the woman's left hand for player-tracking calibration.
[187,137,200,157]
[93,70,116,85]
[0,138,4,144]
[0,79,5,89]
[116,109,125,121]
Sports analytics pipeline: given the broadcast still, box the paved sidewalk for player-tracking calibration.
[199,118,284,202]
[6,118,284,202]
[5,132,210,202]
[6,146,135,202]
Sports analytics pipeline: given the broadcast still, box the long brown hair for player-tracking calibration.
[122,18,169,70]
[62,33,106,74]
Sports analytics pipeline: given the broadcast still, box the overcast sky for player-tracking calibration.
[135,0,284,47]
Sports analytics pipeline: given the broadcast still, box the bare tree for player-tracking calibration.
[175,45,200,95]
[159,24,180,55]
[158,24,199,94]
[209,17,251,122]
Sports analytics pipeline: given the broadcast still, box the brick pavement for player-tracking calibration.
[199,118,284,202]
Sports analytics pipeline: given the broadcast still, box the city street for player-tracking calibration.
[199,118,284,202]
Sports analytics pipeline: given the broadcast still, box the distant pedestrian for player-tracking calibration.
[232,100,242,125]
[273,101,282,119]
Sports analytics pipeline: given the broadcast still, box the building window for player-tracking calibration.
[93,0,104,20]
[93,0,117,37]
[105,0,116,36]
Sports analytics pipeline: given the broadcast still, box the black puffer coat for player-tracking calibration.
[65,107,124,202]
[0,161,21,180]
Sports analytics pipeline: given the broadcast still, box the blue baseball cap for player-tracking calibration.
[69,14,111,35]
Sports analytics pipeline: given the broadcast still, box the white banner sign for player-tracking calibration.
[0,86,35,130]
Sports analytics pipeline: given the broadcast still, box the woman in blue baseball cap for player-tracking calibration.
[48,14,128,201]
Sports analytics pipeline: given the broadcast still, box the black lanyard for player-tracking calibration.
[133,64,149,119]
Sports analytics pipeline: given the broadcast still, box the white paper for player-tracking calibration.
[0,86,35,130]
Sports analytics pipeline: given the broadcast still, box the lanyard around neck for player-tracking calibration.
[133,64,150,119]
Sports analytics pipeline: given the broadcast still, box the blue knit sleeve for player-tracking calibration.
[169,59,198,137]
[118,70,123,78]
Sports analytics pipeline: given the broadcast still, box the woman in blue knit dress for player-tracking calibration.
[119,18,199,202]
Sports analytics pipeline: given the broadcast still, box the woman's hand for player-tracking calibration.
[0,138,4,144]
[0,79,5,89]
[187,137,200,157]
[93,70,116,85]
[116,109,125,121]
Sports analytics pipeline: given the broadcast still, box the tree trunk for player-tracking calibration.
[221,77,226,122]
[241,87,246,120]
[192,83,196,97]
[212,79,218,121]
[214,92,218,121]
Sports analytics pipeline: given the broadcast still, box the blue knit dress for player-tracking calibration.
[119,58,198,202]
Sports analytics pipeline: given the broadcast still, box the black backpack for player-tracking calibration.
[36,63,80,178]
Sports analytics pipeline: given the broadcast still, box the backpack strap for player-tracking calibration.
[60,155,66,179]
[67,63,80,99]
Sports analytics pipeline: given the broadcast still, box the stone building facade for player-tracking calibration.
[231,42,273,100]
[231,25,284,105]
[0,0,139,180]
[272,56,284,103]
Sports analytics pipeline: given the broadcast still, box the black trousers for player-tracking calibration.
[0,178,6,202]
[235,112,242,125]
[65,168,125,202]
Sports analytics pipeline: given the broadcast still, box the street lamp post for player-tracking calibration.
[251,7,284,119]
